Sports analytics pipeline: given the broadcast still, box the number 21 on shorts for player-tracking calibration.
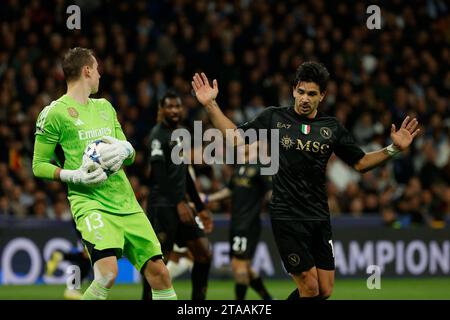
[84,211,104,232]
[232,236,247,252]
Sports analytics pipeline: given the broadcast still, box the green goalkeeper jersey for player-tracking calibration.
[34,94,142,217]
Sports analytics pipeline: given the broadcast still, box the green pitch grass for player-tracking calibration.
[0,278,449,300]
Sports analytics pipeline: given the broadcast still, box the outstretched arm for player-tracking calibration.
[354,116,420,173]
[186,170,205,213]
[186,171,213,233]
[202,187,232,203]
[192,73,244,146]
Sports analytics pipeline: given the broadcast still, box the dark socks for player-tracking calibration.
[235,283,248,300]
[62,252,85,263]
[287,288,300,300]
[287,288,322,300]
[62,251,91,280]
[79,258,91,280]
[142,280,152,300]
[249,276,272,300]
[191,261,211,300]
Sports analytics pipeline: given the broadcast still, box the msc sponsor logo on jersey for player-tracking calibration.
[78,127,112,140]
[280,135,295,150]
[296,139,330,154]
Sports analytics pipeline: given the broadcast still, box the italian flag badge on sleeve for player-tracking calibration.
[300,124,310,134]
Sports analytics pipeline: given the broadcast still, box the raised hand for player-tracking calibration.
[191,73,218,107]
[391,116,420,151]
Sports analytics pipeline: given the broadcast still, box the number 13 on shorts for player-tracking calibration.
[84,212,104,232]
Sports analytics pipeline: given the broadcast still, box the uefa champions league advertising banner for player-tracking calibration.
[0,218,449,285]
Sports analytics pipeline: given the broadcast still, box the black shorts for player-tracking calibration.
[148,206,205,253]
[229,218,261,260]
[271,219,335,274]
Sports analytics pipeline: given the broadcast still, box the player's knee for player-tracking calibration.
[320,287,333,299]
[299,273,319,296]
[233,270,250,285]
[147,260,170,280]
[204,249,213,262]
[96,270,117,288]
[93,259,118,288]
[194,248,212,264]
[303,283,319,296]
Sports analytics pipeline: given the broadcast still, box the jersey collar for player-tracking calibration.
[289,106,323,122]
[62,94,91,108]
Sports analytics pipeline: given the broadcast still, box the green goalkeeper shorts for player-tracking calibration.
[75,209,162,272]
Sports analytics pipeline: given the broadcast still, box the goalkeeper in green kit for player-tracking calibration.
[32,47,177,300]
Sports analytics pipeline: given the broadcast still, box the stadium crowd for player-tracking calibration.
[0,0,449,227]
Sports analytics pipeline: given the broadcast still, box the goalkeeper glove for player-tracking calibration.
[100,136,134,172]
[60,160,108,186]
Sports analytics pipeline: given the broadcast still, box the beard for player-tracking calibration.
[165,117,179,127]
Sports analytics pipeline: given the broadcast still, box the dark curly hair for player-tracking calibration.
[293,61,330,93]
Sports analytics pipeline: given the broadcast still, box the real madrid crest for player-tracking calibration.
[67,107,79,118]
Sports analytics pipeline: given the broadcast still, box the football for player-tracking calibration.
[83,140,113,176]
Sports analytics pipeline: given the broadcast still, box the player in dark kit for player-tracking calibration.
[191,62,420,299]
[203,144,273,300]
[46,247,91,300]
[144,90,213,300]
[46,222,92,300]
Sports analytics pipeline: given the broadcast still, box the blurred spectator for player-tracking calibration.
[0,196,12,216]
[48,199,71,221]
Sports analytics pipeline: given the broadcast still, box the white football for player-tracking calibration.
[83,140,113,176]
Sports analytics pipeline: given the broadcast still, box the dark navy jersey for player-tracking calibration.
[228,163,272,228]
[147,122,186,206]
[238,106,365,221]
